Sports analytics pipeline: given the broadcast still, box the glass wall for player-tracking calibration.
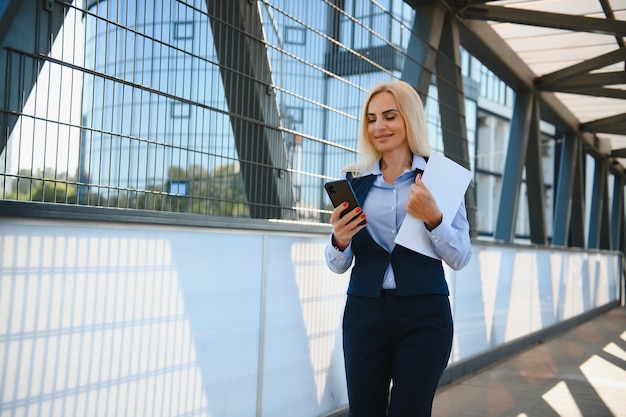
[2,0,430,221]
[0,0,557,239]
[470,59,556,241]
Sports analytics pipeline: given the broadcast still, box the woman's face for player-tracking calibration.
[366,92,409,155]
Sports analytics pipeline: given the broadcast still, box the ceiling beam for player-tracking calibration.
[611,148,626,158]
[535,47,626,87]
[454,0,501,4]
[546,87,626,100]
[461,5,626,36]
[581,113,626,135]
[599,0,626,48]
[541,71,626,89]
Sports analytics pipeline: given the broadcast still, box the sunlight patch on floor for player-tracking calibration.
[580,354,626,417]
[603,341,626,361]
[542,381,583,417]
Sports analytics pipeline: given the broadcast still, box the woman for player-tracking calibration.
[325,80,472,417]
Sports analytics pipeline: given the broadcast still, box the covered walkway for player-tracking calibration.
[434,306,626,417]
[0,1,624,416]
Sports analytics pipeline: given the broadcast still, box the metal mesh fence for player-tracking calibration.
[0,0,461,224]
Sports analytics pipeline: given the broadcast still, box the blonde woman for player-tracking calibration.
[325,80,471,417]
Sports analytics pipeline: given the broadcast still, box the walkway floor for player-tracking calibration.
[432,305,626,417]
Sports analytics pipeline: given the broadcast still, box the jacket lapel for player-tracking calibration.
[347,173,376,205]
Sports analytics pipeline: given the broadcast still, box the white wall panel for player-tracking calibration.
[0,218,621,417]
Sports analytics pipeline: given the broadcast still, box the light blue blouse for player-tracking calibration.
[325,155,472,289]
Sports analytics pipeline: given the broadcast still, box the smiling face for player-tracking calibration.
[366,91,410,156]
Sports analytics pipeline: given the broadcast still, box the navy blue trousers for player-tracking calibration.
[342,292,453,417]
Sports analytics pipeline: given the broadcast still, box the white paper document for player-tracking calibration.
[394,152,472,259]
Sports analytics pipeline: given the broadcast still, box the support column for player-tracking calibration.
[569,144,586,248]
[494,91,533,242]
[401,3,445,98]
[402,5,476,236]
[435,15,477,237]
[552,134,585,246]
[599,170,612,250]
[588,158,608,249]
[206,0,296,219]
[587,157,613,250]
[610,169,624,251]
[524,95,547,244]
[0,0,69,156]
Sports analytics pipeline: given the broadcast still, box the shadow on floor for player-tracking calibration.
[433,306,626,417]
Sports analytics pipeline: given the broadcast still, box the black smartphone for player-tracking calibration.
[324,179,366,225]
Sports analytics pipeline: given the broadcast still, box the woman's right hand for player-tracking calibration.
[330,202,367,251]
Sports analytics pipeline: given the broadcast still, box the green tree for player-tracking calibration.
[161,163,249,217]
[8,168,77,203]
[206,163,249,217]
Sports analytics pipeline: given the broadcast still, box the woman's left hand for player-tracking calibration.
[406,174,443,231]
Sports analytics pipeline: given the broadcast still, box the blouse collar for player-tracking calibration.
[361,154,428,177]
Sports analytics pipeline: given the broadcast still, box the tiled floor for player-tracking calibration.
[432,306,626,417]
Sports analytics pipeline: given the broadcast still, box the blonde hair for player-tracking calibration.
[343,80,431,176]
